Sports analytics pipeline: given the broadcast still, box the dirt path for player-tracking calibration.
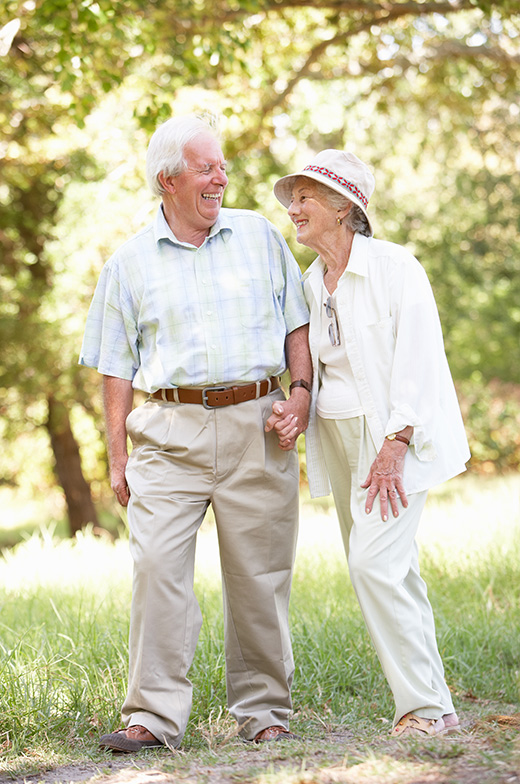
[3,713,519,784]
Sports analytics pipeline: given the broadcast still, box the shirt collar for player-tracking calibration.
[344,233,369,278]
[304,233,370,289]
[153,205,233,247]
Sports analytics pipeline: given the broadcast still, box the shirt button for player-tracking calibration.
[207,310,212,316]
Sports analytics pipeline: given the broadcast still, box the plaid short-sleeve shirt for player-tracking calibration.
[79,206,309,392]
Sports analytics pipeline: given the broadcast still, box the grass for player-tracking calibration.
[0,473,519,783]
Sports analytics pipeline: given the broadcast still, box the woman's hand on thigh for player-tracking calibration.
[361,441,408,522]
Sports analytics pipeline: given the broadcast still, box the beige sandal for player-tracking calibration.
[391,713,446,738]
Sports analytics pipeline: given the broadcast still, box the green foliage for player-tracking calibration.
[459,379,520,472]
[1,0,519,516]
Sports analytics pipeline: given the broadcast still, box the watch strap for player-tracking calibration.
[289,379,312,393]
[386,433,410,446]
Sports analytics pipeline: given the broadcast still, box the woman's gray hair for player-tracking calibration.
[307,179,372,237]
[145,114,220,197]
[343,203,371,237]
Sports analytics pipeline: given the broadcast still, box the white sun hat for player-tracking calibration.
[273,149,375,236]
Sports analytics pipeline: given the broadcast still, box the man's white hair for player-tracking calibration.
[145,113,220,197]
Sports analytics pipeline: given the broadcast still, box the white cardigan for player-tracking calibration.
[303,233,470,498]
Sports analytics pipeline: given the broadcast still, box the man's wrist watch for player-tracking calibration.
[386,433,410,446]
[289,379,312,393]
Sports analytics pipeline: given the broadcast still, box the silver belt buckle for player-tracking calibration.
[202,385,228,409]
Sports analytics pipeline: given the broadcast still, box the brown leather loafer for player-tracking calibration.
[99,724,163,753]
[254,725,301,742]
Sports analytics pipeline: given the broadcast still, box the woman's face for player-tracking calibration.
[287,177,338,248]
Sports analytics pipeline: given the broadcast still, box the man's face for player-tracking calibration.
[171,132,228,235]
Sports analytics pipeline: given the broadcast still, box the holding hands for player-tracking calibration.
[265,387,310,451]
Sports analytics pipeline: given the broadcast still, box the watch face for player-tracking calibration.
[387,434,396,440]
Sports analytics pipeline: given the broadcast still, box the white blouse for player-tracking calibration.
[317,283,363,420]
[303,233,470,498]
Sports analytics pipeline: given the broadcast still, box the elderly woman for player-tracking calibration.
[273,150,470,738]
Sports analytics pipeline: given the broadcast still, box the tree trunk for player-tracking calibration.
[46,394,100,536]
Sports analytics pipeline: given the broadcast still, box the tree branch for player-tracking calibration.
[180,0,478,27]
[258,0,475,115]
[241,0,503,149]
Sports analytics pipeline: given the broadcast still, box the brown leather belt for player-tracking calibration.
[151,377,280,409]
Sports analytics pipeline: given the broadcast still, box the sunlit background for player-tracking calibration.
[1,2,519,558]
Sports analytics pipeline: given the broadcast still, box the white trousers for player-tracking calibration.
[318,415,454,725]
[121,392,299,746]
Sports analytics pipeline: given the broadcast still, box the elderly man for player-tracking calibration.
[80,114,311,751]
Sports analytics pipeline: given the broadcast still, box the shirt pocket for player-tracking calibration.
[360,316,395,374]
[365,314,393,333]
[237,275,277,328]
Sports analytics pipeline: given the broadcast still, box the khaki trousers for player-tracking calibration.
[121,392,299,747]
[318,416,454,726]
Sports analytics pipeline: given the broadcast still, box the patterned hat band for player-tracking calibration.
[303,165,369,208]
